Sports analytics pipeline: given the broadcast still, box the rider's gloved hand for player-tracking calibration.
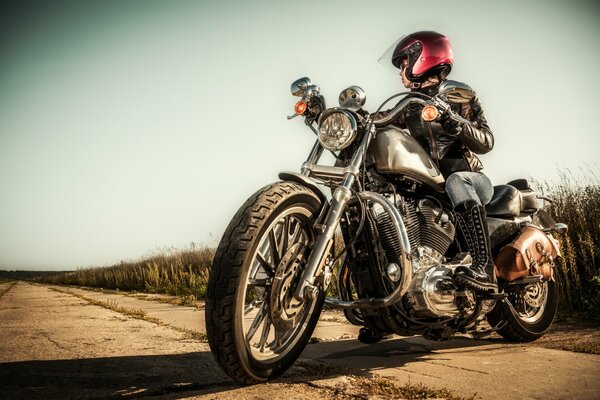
[438,109,462,135]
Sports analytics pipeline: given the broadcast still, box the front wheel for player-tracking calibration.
[487,278,558,342]
[206,181,325,384]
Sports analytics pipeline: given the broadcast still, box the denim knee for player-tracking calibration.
[445,171,493,207]
[446,171,472,187]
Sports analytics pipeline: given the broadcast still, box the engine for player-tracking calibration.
[373,196,474,318]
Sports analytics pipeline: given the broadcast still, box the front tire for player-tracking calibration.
[487,279,558,342]
[206,181,324,384]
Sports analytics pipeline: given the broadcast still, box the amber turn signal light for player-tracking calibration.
[421,105,439,122]
[294,101,307,115]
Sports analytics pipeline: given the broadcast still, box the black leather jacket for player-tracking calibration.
[390,81,494,179]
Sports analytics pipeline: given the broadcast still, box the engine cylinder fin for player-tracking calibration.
[417,201,455,257]
[375,211,403,264]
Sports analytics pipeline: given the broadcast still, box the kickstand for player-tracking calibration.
[469,320,507,339]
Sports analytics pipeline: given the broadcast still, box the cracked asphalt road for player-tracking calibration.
[1,282,599,400]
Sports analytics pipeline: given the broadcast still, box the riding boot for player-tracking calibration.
[453,200,498,291]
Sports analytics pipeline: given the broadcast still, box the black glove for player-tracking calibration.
[438,109,462,135]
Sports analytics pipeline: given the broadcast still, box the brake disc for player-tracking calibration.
[522,283,546,308]
[269,242,307,331]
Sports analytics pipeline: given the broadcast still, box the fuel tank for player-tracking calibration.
[367,127,445,191]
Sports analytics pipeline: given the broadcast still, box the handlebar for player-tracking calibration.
[372,96,428,127]
[371,93,472,128]
[294,83,474,129]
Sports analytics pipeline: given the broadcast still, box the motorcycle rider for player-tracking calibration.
[383,31,497,291]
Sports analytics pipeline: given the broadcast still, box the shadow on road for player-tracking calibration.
[1,351,230,400]
[1,336,499,400]
[302,334,501,374]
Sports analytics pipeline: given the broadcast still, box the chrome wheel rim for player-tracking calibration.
[510,281,548,324]
[241,206,317,362]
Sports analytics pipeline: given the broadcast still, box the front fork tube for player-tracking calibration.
[295,125,374,301]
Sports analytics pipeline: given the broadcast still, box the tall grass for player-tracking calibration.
[38,245,214,299]
[538,170,600,321]
[37,172,600,321]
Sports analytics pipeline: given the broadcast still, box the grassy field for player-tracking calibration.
[537,171,600,321]
[37,245,214,299]
[36,176,599,321]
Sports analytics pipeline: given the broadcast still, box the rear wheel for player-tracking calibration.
[487,279,558,342]
[206,182,324,384]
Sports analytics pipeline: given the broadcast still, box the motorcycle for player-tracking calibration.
[205,76,568,384]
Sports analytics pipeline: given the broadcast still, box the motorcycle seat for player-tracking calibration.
[506,178,531,190]
[485,185,522,217]
[507,179,538,213]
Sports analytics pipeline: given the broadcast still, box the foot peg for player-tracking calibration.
[479,291,506,300]
[454,273,498,293]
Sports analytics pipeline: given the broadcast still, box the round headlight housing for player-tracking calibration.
[317,109,358,151]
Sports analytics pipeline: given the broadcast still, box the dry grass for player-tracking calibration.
[288,361,471,399]
[0,281,16,300]
[37,244,213,302]
[48,286,207,342]
[536,169,600,321]
[351,376,473,400]
[35,171,600,322]
[49,286,159,322]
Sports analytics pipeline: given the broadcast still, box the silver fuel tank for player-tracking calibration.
[367,127,445,191]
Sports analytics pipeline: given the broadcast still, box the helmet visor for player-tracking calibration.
[377,35,407,75]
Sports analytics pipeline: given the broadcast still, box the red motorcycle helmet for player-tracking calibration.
[387,31,454,83]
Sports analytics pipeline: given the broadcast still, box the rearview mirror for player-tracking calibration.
[291,77,311,97]
[438,80,475,103]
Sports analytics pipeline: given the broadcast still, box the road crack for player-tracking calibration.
[423,360,491,375]
[40,332,69,350]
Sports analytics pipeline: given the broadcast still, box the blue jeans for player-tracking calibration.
[445,171,494,207]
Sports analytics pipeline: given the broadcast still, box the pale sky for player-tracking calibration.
[1,0,598,270]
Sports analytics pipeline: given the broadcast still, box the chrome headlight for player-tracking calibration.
[317,109,357,151]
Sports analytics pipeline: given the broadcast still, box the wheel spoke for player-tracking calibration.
[256,252,274,277]
[289,218,301,244]
[248,278,272,286]
[246,301,268,342]
[268,327,285,350]
[275,329,284,348]
[268,230,280,266]
[244,297,265,315]
[258,315,272,352]
[291,222,307,249]
[519,297,529,316]
[280,215,290,258]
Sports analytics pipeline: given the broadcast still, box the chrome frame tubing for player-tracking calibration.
[294,125,374,300]
[301,139,325,177]
[324,190,412,309]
